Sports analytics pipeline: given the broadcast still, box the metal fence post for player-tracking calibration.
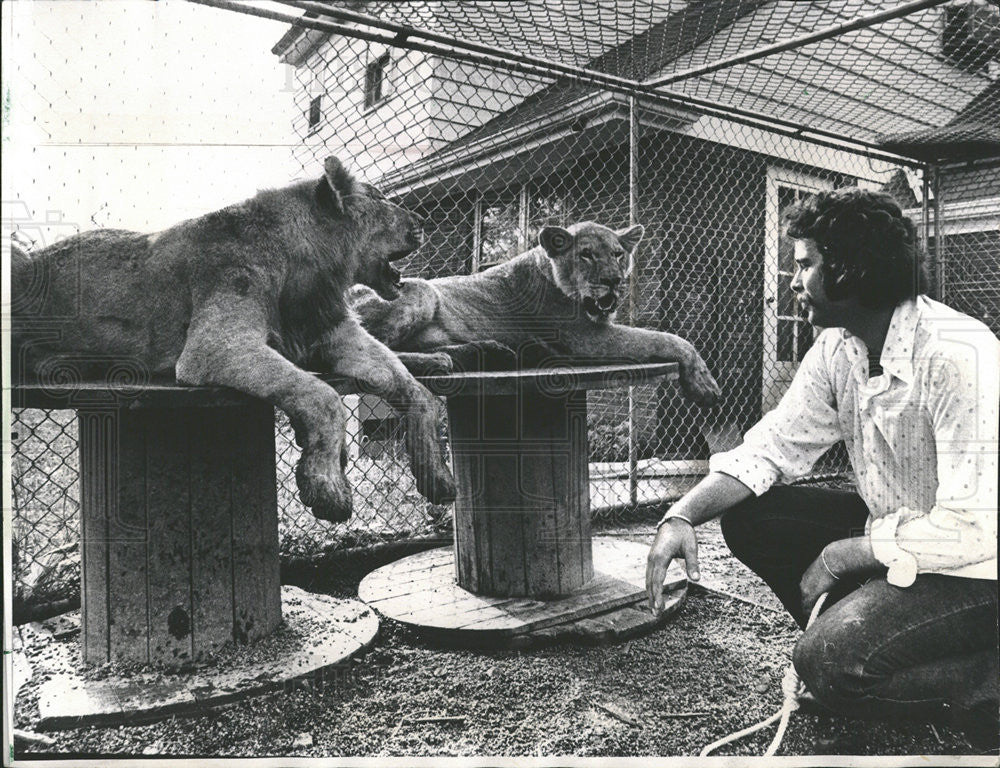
[628,95,640,507]
[922,166,931,297]
[933,165,946,302]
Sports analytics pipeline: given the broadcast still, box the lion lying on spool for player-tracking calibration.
[11,157,456,521]
[351,221,721,406]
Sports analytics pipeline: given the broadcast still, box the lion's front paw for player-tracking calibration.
[681,355,722,407]
[296,445,353,522]
[409,432,457,505]
[400,351,454,375]
[423,352,454,374]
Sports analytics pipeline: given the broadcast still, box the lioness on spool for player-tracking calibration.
[11,156,456,521]
[351,221,721,406]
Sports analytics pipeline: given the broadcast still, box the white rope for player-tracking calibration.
[699,592,829,758]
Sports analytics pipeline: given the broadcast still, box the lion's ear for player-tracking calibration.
[618,224,644,253]
[316,156,357,214]
[539,226,573,256]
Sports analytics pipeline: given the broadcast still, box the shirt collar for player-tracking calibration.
[878,298,919,384]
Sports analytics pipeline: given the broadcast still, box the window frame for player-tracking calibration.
[363,53,391,111]
[471,183,569,273]
[307,95,322,135]
[762,166,834,413]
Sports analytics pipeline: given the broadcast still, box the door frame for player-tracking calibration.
[762,166,834,413]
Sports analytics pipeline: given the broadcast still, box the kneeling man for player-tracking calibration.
[646,188,998,747]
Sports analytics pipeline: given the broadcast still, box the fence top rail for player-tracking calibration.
[10,363,679,409]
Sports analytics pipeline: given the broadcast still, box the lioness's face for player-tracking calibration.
[348,183,424,301]
[540,222,644,323]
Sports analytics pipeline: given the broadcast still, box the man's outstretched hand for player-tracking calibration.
[646,518,700,615]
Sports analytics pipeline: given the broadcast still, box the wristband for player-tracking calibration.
[657,512,694,529]
[819,547,841,581]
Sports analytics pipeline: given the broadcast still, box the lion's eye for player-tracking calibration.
[579,250,593,261]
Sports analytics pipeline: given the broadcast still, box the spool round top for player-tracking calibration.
[11,362,679,409]
[417,362,679,397]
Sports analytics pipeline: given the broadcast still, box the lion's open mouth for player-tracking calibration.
[583,292,618,320]
[388,246,414,262]
[383,259,404,290]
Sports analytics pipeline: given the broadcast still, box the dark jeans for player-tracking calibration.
[721,486,999,726]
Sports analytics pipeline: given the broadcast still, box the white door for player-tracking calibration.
[762,168,834,413]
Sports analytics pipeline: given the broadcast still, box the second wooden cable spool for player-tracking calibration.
[447,386,593,598]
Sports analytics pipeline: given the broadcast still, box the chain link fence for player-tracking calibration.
[10,0,1000,613]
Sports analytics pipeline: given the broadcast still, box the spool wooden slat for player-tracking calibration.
[448,388,593,598]
[72,400,281,666]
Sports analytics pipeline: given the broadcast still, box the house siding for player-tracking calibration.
[941,230,1000,335]
[428,60,548,137]
[293,39,439,177]
[941,165,1000,203]
[637,134,767,458]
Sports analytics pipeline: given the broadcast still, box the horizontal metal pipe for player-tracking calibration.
[192,0,626,93]
[647,0,950,87]
[187,0,926,166]
[276,0,643,94]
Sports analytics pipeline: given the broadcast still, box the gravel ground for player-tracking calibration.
[13,513,980,760]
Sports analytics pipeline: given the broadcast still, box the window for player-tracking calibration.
[526,188,570,247]
[472,184,570,272]
[478,196,520,269]
[307,96,322,134]
[364,54,390,109]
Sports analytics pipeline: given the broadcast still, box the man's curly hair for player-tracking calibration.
[782,187,929,309]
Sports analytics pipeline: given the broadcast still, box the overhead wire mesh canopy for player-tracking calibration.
[266,0,1000,157]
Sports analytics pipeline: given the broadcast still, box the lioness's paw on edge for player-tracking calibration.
[400,352,453,375]
[295,450,354,522]
[424,353,454,374]
[682,362,722,407]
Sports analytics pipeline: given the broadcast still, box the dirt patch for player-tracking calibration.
[14,520,976,759]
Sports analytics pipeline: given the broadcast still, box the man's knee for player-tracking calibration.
[793,623,867,706]
[719,507,751,558]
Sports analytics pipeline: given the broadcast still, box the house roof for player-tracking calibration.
[878,79,1000,163]
[375,0,768,193]
[430,0,769,157]
[275,0,1000,189]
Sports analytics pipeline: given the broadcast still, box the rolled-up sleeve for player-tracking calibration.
[710,334,844,495]
[876,335,1000,574]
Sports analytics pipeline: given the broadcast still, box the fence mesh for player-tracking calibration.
[9,0,1000,611]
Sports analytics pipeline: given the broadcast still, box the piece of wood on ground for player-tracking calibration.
[13,729,56,747]
[591,700,643,727]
